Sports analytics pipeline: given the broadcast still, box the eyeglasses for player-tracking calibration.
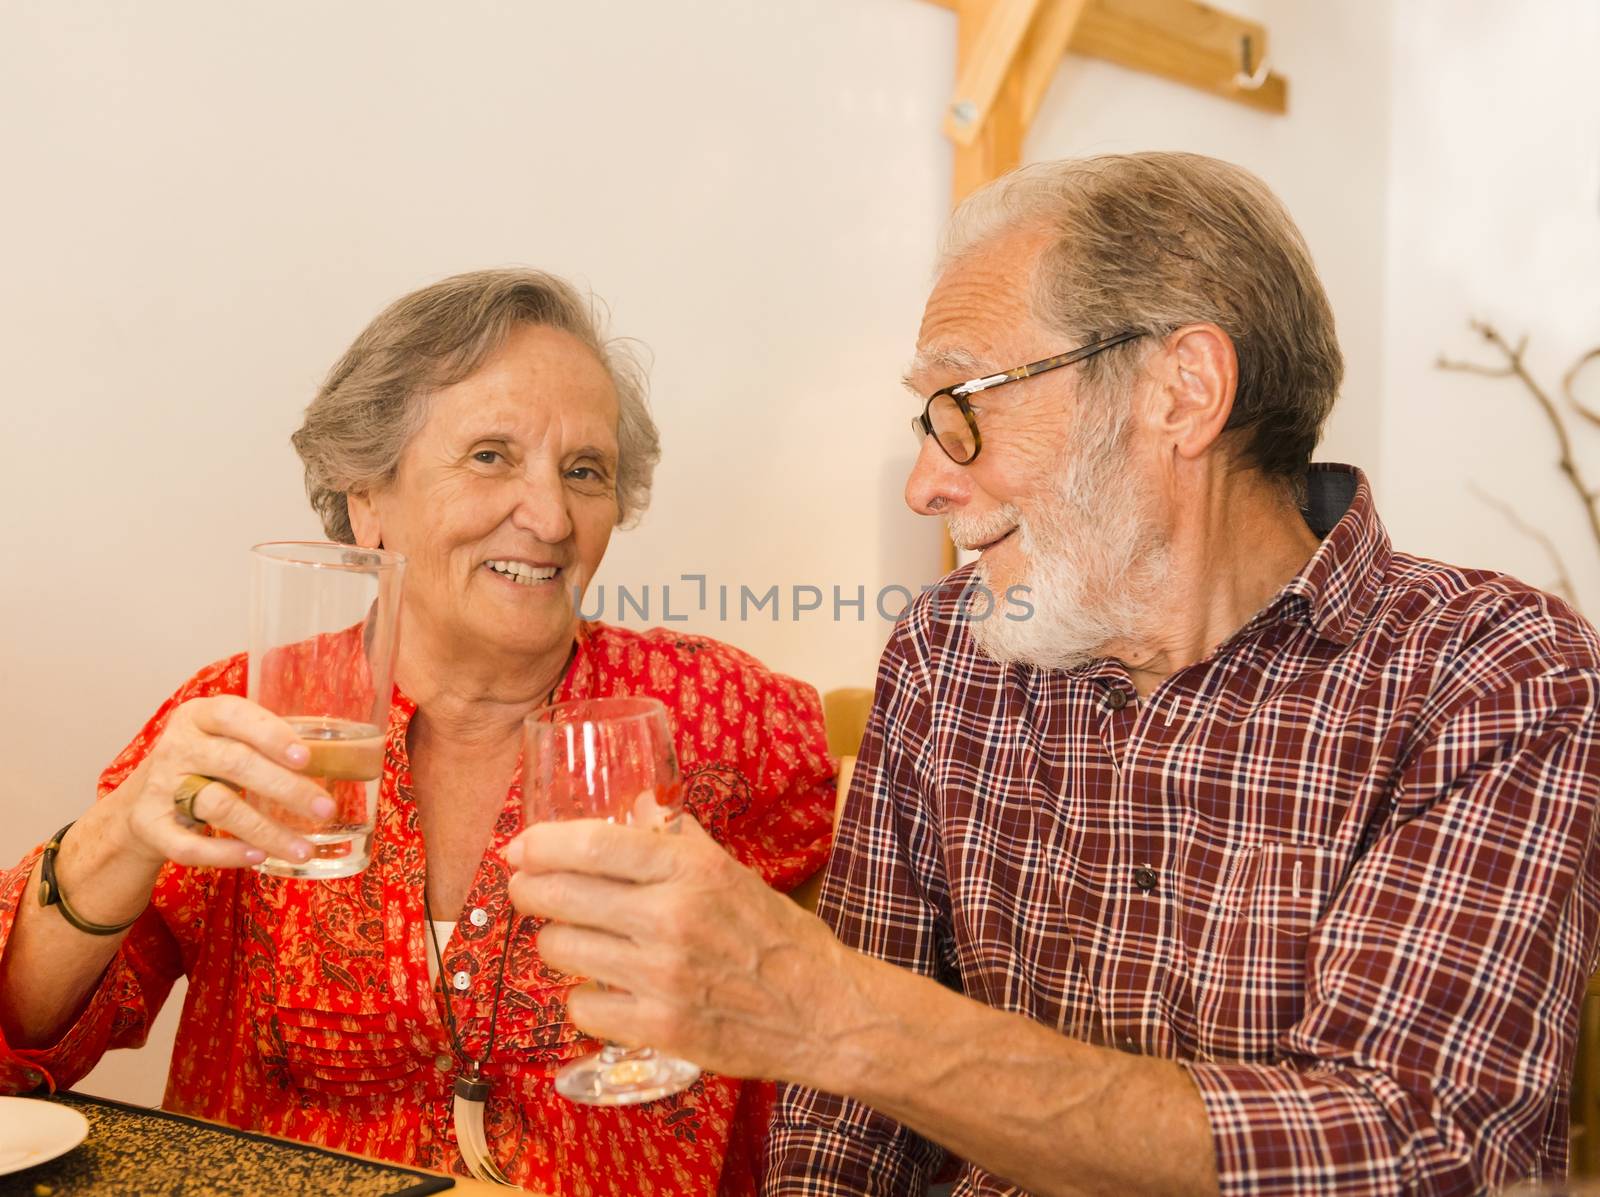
[911,330,1145,465]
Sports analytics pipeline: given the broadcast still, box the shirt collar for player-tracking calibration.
[1279,464,1392,646]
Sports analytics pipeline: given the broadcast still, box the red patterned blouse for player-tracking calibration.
[0,622,836,1195]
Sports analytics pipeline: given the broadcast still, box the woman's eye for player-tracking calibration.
[472,449,504,465]
[565,465,614,493]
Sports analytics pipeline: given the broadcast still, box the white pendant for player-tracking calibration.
[453,1073,515,1187]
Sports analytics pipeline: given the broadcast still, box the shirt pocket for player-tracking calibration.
[243,884,425,1097]
[264,966,429,1096]
[1187,841,1344,1063]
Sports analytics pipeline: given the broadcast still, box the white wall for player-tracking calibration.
[1381,0,1600,609]
[0,0,1392,1104]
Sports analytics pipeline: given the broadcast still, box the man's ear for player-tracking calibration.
[1150,323,1238,461]
[347,492,383,549]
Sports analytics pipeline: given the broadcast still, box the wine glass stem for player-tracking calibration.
[599,1041,653,1064]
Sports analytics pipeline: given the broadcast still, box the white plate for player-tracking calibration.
[0,1096,90,1176]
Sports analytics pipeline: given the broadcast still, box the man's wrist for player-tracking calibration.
[798,936,918,1100]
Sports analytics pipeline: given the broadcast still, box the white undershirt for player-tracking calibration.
[426,920,457,985]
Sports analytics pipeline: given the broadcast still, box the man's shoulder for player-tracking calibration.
[892,565,987,657]
[866,566,1026,722]
[1365,551,1600,693]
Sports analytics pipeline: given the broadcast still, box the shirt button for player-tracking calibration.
[1132,867,1158,893]
[469,907,488,928]
[452,970,471,991]
[434,1053,453,1073]
[1105,689,1129,711]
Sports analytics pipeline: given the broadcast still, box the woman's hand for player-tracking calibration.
[0,697,340,1047]
[112,696,335,871]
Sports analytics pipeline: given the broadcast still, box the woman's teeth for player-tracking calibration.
[485,559,558,586]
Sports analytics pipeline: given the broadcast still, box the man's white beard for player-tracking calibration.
[953,417,1171,671]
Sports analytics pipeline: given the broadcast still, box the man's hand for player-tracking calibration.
[507,816,1218,1197]
[506,817,848,1083]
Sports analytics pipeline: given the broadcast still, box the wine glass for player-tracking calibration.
[522,696,702,1106]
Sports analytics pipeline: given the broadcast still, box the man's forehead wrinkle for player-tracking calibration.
[920,254,1041,345]
[908,228,1055,394]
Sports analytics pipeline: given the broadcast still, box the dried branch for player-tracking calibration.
[1433,358,1514,378]
[1564,346,1600,429]
[1436,320,1600,557]
[1466,482,1579,607]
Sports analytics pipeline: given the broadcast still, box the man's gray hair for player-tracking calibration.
[292,268,660,542]
[943,152,1344,486]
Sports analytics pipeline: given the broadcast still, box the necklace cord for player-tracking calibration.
[421,638,574,1074]
[425,890,520,1076]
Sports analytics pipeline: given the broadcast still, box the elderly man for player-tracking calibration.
[507,152,1600,1195]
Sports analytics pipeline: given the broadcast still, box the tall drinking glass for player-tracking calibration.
[249,541,405,879]
[523,696,702,1106]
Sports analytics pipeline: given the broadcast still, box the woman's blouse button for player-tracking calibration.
[452,971,471,992]
[469,907,488,927]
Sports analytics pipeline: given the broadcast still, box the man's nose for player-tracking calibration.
[904,435,971,516]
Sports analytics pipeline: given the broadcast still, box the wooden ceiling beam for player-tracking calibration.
[944,0,1044,147]
[1015,0,1093,129]
[927,0,1287,131]
[1071,0,1287,114]
[950,0,1030,203]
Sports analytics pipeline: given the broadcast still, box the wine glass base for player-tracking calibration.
[555,1050,700,1107]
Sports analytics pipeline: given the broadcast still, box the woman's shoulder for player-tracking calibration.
[577,622,823,714]
[174,652,250,700]
[580,622,783,682]
[98,653,249,798]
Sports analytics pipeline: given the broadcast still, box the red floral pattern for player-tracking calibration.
[0,622,835,1195]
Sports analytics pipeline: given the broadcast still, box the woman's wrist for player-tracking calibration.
[47,794,164,927]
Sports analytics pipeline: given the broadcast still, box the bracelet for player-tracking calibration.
[37,822,143,936]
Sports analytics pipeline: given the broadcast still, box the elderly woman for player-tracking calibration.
[0,269,835,1194]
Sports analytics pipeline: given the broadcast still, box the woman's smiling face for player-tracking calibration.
[348,322,620,664]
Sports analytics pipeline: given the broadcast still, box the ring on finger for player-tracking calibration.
[173,774,238,828]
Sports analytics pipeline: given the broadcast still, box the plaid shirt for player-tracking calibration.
[767,465,1600,1196]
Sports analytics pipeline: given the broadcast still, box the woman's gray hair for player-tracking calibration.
[942,152,1344,487]
[292,268,660,542]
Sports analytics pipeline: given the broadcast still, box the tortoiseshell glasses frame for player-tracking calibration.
[911,329,1145,465]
